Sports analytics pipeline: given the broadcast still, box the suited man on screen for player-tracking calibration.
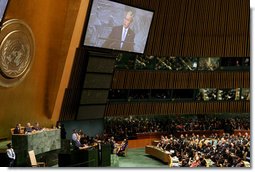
[103,11,135,51]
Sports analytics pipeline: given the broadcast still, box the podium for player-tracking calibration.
[100,144,111,166]
[12,129,61,166]
[58,143,111,167]
[59,148,98,167]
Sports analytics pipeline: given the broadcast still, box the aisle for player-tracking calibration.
[114,147,168,168]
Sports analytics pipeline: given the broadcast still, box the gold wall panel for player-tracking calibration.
[0,0,83,138]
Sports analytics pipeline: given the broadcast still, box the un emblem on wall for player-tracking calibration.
[0,19,35,87]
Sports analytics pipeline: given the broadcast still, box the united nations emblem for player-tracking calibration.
[0,19,35,87]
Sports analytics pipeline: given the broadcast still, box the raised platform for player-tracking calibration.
[12,128,61,166]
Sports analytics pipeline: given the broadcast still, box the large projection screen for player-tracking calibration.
[83,0,154,54]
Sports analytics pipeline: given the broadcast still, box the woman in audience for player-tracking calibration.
[116,138,128,156]
[158,133,250,167]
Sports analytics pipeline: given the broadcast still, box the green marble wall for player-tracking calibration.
[12,129,61,166]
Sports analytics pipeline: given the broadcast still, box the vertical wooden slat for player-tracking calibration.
[122,0,249,56]
[112,70,249,89]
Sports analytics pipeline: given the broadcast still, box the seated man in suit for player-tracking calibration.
[13,123,22,134]
[32,122,42,131]
[24,122,33,134]
[116,139,128,156]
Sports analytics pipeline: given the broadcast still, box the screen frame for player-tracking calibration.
[80,0,155,55]
[0,0,9,27]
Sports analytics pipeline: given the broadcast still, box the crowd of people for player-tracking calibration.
[12,121,67,139]
[115,53,249,71]
[108,137,128,156]
[196,88,250,101]
[108,88,250,102]
[156,132,250,167]
[104,115,250,141]
[12,122,44,134]
[5,122,45,167]
[67,114,250,167]
[5,121,67,167]
[70,129,128,157]
[6,115,249,167]
[116,55,205,71]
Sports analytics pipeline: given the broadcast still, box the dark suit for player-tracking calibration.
[103,25,135,52]
[13,127,21,134]
[24,127,33,133]
[32,126,41,131]
[117,142,128,156]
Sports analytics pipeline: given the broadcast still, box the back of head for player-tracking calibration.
[7,143,12,149]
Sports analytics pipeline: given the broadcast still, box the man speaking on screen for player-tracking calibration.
[103,10,135,52]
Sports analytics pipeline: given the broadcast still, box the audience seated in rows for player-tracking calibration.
[104,115,250,141]
[155,132,250,167]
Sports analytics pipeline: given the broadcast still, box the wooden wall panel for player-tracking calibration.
[105,101,249,116]
[0,0,82,139]
[119,0,249,57]
[54,0,249,122]
[111,70,250,89]
[103,0,250,120]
